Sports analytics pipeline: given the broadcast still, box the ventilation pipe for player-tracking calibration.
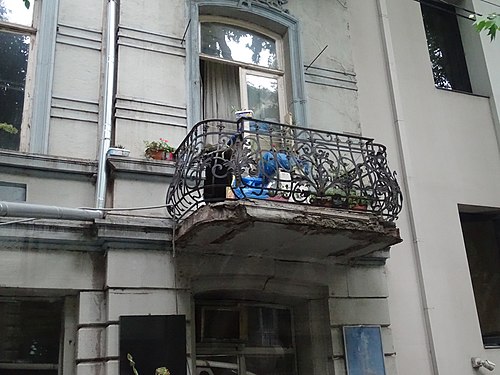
[95,0,118,209]
[0,201,104,221]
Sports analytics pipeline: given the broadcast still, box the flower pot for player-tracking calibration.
[108,147,130,157]
[149,150,165,160]
[351,204,368,211]
[165,152,175,161]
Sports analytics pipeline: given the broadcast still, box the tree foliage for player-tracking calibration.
[473,13,499,41]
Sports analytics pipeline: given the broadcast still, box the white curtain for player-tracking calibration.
[202,60,241,120]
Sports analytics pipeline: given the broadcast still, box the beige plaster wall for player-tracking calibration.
[288,0,361,134]
[0,171,95,207]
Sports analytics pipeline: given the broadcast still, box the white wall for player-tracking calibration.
[351,0,500,373]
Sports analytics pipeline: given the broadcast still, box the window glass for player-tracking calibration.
[0,31,30,150]
[0,300,61,366]
[420,1,472,92]
[201,23,278,69]
[202,307,241,341]
[246,74,280,122]
[0,0,34,151]
[196,303,296,375]
[0,0,34,26]
[246,354,295,375]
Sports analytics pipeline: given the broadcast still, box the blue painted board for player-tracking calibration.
[343,326,386,375]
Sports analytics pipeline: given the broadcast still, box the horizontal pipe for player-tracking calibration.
[0,201,104,221]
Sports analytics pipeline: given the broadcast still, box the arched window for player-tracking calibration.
[187,1,306,128]
[200,18,286,122]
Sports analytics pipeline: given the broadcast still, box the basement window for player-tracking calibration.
[0,299,62,374]
[460,210,500,347]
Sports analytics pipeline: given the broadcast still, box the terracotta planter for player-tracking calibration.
[351,204,368,211]
[165,152,175,161]
[148,150,165,160]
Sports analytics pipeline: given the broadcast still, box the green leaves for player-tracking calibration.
[22,0,30,9]
[473,13,499,41]
[0,123,19,134]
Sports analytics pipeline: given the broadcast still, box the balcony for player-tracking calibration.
[166,119,403,262]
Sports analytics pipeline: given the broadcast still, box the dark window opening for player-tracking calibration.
[0,299,62,375]
[0,31,30,151]
[460,210,500,346]
[420,0,472,93]
[196,302,296,375]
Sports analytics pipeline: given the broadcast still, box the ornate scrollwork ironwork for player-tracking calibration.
[166,119,403,222]
[237,0,289,13]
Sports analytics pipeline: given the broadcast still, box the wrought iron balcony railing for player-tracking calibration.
[166,119,403,222]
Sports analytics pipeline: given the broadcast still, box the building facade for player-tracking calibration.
[0,0,499,374]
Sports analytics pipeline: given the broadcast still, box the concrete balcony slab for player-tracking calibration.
[175,200,401,262]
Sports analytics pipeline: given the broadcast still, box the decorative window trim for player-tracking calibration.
[237,0,289,14]
[187,0,307,128]
[28,0,60,154]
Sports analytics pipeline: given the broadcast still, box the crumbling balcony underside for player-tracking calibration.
[175,200,401,263]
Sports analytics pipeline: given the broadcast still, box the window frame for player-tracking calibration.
[187,0,307,129]
[0,0,59,153]
[199,16,287,122]
[0,297,63,374]
[420,0,473,93]
[239,67,286,122]
[196,301,297,375]
[0,1,37,152]
[459,208,500,347]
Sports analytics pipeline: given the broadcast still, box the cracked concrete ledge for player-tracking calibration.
[175,200,402,263]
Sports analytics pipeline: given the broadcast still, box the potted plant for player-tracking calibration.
[348,190,370,211]
[309,187,348,208]
[144,138,176,161]
[108,144,130,157]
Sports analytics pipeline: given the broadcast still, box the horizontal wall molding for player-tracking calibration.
[115,96,187,128]
[56,23,102,51]
[117,25,185,58]
[304,65,357,91]
[0,150,97,175]
[51,96,99,125]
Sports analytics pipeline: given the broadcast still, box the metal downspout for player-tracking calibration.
[376,0,438,374]
[95,0,118,209]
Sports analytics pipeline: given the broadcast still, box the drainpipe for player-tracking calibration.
[376,0,438,374]
[95,0,118,209]
[0,201,104,220]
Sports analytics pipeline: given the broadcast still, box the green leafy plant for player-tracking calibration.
[144,138,176,156]
[472,13,499,41]
[126,353,171,375]
[127,353,140,375]
[348,190,369,209]
[0,123,19,134]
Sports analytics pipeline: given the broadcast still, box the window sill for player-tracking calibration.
[0,150,96,175]
[435,86,490,99]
